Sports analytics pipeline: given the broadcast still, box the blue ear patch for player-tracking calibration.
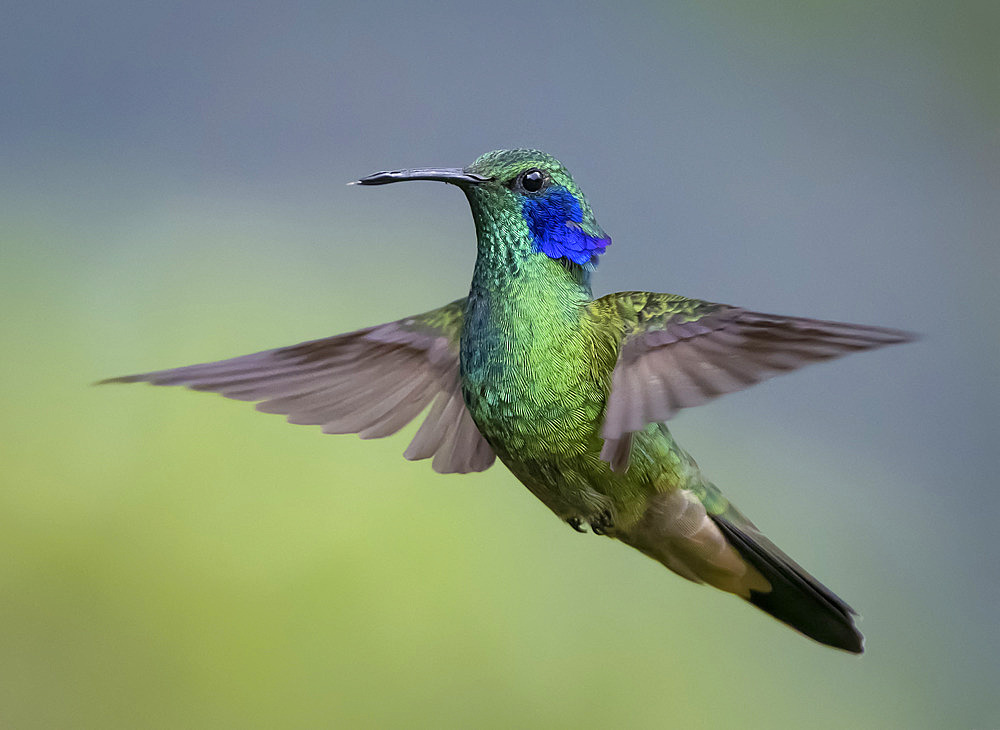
[521,187,611,266]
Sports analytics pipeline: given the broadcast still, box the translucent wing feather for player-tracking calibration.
[102,299,495,474]
[591,291,915,470]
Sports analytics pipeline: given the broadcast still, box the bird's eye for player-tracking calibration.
[518,169,546,193]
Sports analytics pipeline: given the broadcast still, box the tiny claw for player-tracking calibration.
[567,517,587,533]
[590,510,615,536]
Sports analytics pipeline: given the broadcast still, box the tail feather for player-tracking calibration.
[712,513,865,654]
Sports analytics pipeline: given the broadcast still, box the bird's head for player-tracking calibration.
[356,149,611,268]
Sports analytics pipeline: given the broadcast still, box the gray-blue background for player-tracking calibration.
[3,2,997,727]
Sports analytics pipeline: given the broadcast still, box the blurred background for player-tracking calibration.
[2,1,997,727]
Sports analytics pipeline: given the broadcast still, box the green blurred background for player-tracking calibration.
[2,1,997,727]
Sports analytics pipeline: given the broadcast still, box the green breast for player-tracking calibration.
[459,257,611,461]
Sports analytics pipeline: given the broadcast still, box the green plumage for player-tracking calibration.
[105,149,916,653]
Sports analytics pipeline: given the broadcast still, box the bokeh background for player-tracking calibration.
[2,2,997,728]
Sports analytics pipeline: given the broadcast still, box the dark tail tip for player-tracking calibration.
[713,514,865,654]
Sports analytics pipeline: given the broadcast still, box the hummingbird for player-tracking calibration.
[104,149,914,653]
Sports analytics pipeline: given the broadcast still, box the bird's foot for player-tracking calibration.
[566,516,587,533]
[590,510,615,536]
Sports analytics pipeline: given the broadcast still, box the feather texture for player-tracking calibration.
[101,299,495,474]
[103,148,918,653]
[592,291,915,469]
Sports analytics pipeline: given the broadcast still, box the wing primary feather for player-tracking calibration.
[429,391,467,473]
[357,380,440,439]
[319,373,435,434]
[595,292,915,447]
[102,299,497,475]
[404,390,453,461]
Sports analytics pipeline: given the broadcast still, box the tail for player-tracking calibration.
[711,511,864,654]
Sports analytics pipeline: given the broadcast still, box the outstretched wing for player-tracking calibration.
[591,291,915,471]
[102,299,496,474]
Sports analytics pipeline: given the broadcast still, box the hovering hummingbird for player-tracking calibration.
[104,149,914,653]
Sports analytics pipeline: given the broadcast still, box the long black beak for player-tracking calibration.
[352,167,491,186]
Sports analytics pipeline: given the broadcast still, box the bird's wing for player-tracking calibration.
[102,298,496,474]
[590,291,915,471]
